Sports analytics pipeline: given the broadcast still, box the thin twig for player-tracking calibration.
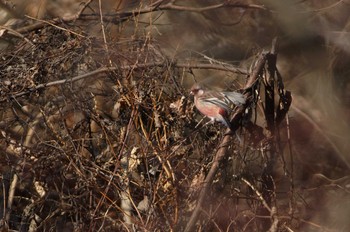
[241,177,272,212]
[5,174,18,224]
[73,0,94,20]
[98,0,112,66]
[0,25,35,47]
[25,15,85,38]
[157,1,267,12]
[16,0,93,34]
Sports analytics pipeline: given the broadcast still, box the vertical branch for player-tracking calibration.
[265,37,278,132]
[265,56,276,132]
[98,0,113,66]
[261,38,279,231]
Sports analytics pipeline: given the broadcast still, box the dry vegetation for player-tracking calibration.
[0,0,350,232]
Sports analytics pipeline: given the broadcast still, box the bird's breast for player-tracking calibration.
[195,98,225,117]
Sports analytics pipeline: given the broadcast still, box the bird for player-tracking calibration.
[190,83,246,130]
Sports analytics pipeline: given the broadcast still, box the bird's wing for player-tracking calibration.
[201,97,231,111]
[222,91,246,106]
[200,91,231,111]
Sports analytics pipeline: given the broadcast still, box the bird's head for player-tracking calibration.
[190,83,204,96]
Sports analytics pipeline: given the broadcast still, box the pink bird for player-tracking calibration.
[190,83,245,130]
